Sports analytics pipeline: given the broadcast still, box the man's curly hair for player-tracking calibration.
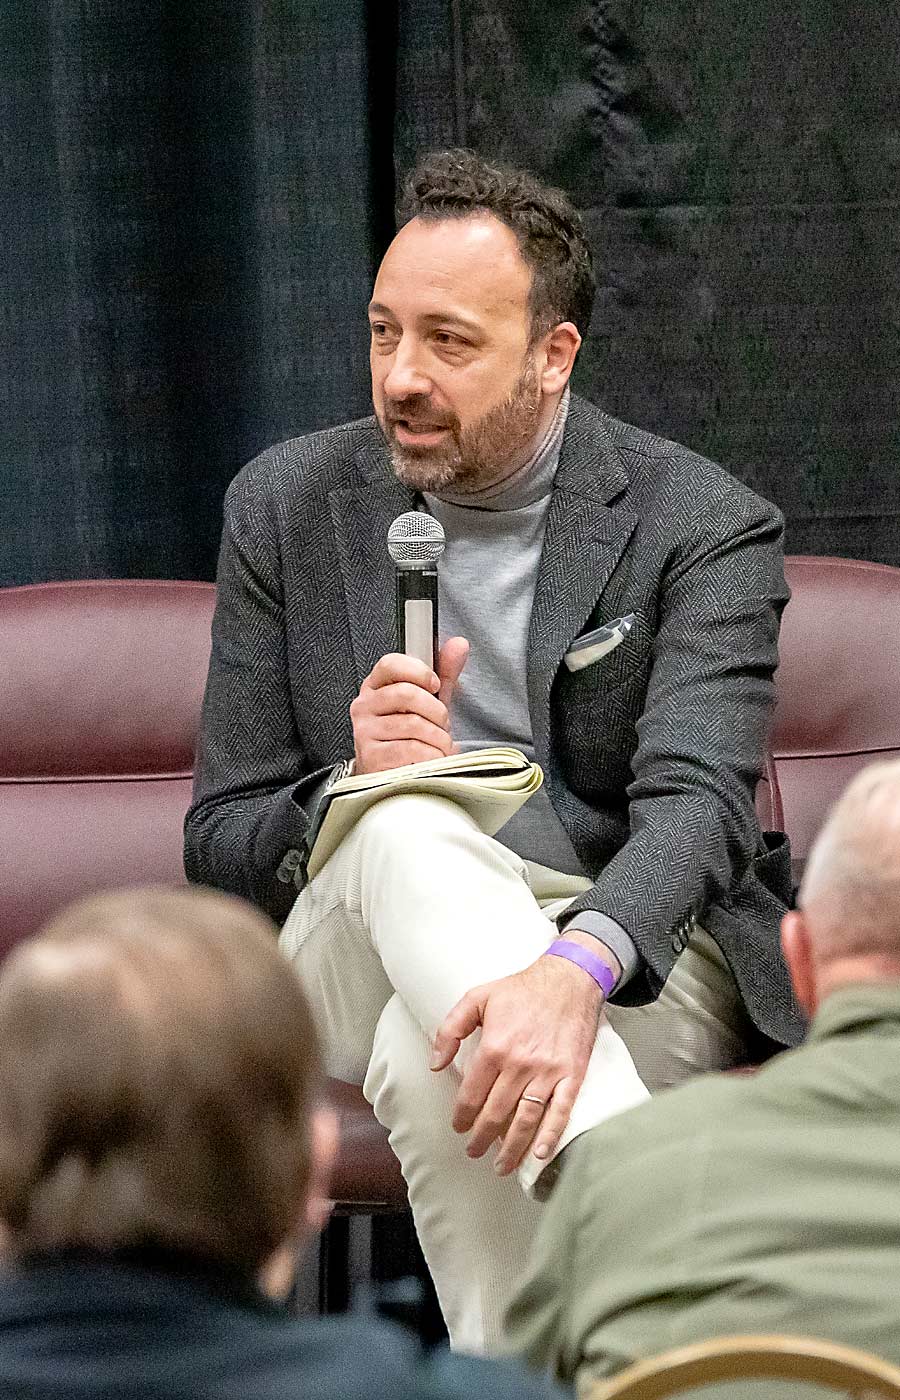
[396,149,595,339]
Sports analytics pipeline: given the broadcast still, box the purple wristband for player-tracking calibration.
[544,939,617,998]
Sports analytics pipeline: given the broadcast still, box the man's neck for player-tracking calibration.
[432,387,569,510]
[813,957,900,1010]
[494,388,565,485]
[523,390,566,472]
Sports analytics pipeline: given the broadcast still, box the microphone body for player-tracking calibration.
[395,565,439,670]
[387,513,446,671]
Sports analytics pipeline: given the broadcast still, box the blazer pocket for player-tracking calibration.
[564,614,635,672]
[564,611,652,698]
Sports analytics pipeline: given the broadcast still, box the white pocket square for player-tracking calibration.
[564,614,637,673]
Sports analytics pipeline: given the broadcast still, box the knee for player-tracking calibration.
[366,997,459,1149]
[355,792,477,855]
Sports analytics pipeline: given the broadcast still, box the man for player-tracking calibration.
[185,149,799,1351]
[506,758,900,1386]
[0,885,563,1400]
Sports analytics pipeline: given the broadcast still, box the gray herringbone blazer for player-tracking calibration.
[185,396,802,1046]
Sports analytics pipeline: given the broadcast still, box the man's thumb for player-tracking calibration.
[438,636,469,708]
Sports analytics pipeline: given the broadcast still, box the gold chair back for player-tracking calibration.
[588,1334,900,1400]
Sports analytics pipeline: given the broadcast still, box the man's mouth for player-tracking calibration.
[390,418,452,444]
[392,417,448,431]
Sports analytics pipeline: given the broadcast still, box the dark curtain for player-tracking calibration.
[3,0,898,585]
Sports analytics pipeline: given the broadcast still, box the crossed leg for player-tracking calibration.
[279,793,649,1352]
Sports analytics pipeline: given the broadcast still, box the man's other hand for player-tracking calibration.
[351,637,469,775]
[431,933,612,1174]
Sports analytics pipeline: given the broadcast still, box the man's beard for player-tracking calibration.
[378,356,543,495]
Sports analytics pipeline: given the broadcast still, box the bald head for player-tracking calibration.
[0,887,321,1271]
[800,759,900,962]
[781,760,900,1019]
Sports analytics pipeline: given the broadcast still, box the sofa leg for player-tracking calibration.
[317,1213,374,1313]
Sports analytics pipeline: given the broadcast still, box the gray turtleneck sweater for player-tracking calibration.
[425,390,638,985]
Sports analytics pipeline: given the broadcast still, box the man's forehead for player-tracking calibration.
[372,214,532,322]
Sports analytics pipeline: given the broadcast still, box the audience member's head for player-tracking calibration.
[0,886,333,1289]
[782,758,900,1015]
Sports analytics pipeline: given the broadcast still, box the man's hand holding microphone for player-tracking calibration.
[350,640,470,776]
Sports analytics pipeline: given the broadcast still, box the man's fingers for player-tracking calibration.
[431,990,483,1073]
[366,652,439,693]
[364,712,454,753]
[451,1053,503,1135]
[365,741,451,771]
[351,669,454,773]
[501,1075,580,1175]
[359,682,449,729]
[490,1088,558,1175]
[461,1064,579,1172]
[429,1032,461,1073]
[463,1070,539,1159]
[437,636,469,709]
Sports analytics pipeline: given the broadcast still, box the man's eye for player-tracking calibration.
[434,331,463,347]
[370,322,388,337]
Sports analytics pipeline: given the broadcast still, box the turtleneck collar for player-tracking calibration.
[426,387,570,513]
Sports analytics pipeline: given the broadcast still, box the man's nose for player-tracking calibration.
[381,339,432,399]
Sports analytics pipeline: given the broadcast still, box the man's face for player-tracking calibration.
[368,214,545,493]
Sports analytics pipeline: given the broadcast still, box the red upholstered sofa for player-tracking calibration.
[2,557,899,1243]
[0,579,405,1243]
[771,556,900,883]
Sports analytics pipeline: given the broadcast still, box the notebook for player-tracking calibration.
[306,746,544,879]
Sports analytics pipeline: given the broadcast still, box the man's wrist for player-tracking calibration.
[544,937,618,999]
[561,912,640,990]
[554,929,622,983]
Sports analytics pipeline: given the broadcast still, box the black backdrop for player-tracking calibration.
[3,0,898,586]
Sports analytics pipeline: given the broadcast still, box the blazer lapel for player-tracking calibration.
[329,441,415,688]
[528,400,638,763]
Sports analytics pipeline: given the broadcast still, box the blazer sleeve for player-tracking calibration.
[561,486,789,994]
[184,468,333,922]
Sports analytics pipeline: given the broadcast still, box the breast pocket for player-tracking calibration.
[564,610,653,703]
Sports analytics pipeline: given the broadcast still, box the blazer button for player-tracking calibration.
[669,918,691,952]
[277,847,306,884]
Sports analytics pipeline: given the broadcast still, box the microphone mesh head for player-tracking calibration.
[387,512,446,567]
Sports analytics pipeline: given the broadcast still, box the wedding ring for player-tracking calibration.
[519,1093,546,1106]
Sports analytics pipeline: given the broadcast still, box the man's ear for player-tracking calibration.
[305,1105,339,1235]
[781,909,817,1019]
[257,1103,341,1299]
[539,321,581,395]
[257,1106,341,1301]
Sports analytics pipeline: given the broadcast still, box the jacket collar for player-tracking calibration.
[807,983,900,1044]
[552,394,630,505]
[9,1246,280,1318]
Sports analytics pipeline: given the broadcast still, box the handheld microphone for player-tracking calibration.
[386,512,445,670]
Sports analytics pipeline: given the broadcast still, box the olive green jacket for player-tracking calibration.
[506,985,900,1390]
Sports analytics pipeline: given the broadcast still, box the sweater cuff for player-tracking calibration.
[559,911,640,990]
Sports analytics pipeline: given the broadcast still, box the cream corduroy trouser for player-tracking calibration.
[279,793,750,1354]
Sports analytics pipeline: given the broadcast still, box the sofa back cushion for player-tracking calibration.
[774,555,900,882]
[0,580,215,958]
